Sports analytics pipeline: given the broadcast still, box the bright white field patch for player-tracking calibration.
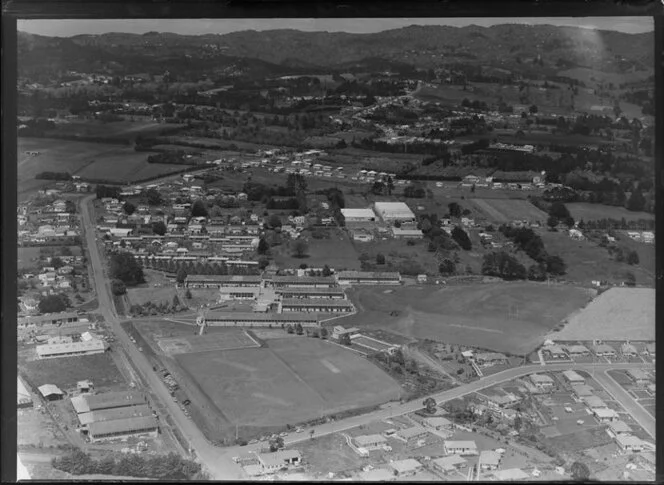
[548,287,655,341]
[321,359,341,374]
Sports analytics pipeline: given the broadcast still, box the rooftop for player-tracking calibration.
[88,415,159,436]
[354,434,386,446]
[257,450,301,468]
[205,311,318,322]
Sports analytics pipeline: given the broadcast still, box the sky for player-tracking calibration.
[18,17,653,37]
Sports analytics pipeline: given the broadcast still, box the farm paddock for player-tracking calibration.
[343,282,591,355]
[565,203,654,223]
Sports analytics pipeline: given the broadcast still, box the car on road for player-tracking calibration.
[577,419,584,425]
[295,428,303,433]
[279,432,288,437]
[249,439,258,445]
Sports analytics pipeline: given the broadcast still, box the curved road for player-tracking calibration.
[79,193,654,479]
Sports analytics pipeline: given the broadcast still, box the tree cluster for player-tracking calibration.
[109,253,145,286]
[38,293,71,313]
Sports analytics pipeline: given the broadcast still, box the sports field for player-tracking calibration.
[158,331,259,355]
[468,198,548,223]
[174,337,402,427]
[547,287,655,341]
[566,203,654,223]
[344,282,591,355]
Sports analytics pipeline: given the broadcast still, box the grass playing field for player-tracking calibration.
[468,198,548,223]
[566,203,654,223]
[343,282,591,355]
[272,229,361,270]
[174,336,402,429]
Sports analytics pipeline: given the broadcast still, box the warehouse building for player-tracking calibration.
[71,391,147,414]
[276,287,346,299]
[373,202,416,222]
[336,271,401,285]
[280,298,354,313]
[17,377,33,409]
[87,416,159,442]
[270,275,337,288]
[204,311,319,327]
[340,208,376,222]
[36,339,108,360]
[77,404,153,427]
[185,275,262,288]
[18,311,79,328]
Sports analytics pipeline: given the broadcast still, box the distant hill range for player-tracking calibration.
[18,24,653,79]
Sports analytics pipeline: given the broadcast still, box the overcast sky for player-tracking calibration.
[18,17,653,37]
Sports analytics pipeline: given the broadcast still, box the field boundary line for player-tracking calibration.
[242,330,262,348]
[325,339,369,356]
[264,347,329,409]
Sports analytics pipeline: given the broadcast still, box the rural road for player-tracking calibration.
[78,193,654,479]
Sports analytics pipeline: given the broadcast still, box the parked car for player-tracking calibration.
[249,439,258,445]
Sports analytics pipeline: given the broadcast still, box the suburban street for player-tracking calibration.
[79,192,654,479]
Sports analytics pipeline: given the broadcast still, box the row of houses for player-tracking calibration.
[543,341,655,359]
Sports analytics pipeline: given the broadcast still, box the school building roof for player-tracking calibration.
[87,416,159,438]
[72,391,147,414]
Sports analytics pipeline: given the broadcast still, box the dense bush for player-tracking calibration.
[109,253,145,286]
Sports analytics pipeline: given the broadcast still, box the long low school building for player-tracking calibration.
[276,287,346,299]
[185,275,262,288]
[18,311,79,328]
[36,339,108,359]
[204,311,320,327]
[336,271,402,285]
[269,275,337,288]
[280,298,354,313]
[87,416,159,443]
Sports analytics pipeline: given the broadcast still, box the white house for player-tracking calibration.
[615,434,646,452]
[593,407,619,423]
[562,370,585,384]
[353,434,388,451]
[432,455,467,473]
[373,202,416,222]
[479,450,502,470]
[256,450,301,472]
[444,440,478,456]
[340,208,376,222]
[529,374,555,390]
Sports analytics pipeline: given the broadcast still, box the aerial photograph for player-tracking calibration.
[15,16,655,481]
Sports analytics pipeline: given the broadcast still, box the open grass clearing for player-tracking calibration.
[548,287,655,341]
[343,282,590,355]
[566,203,654,223]
[468,198,548,224]
[19,352,126,393]
[538,229,654,286]
[174,337,401,430]
[272,229,361,270]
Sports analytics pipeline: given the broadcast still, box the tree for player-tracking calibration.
[626,250,639,265]
[527,263,547,281]
[123,202,136,215]
[376,253,386,265]
[146,188,163,206]
[38,294,68,313]
[529,104,538,114]
[191,200,208,218]
[293,240,309,258]
[110,279,127,296]
[338,333,352,346]
[371,181,385,195]
[320,327,329,339]
[257,238,270,255]
[451,226,472,250]
[268,214,282,228]
[439,259,456,275]
[448,202,462,219]
[481,252,527,280]
[152,221,167,236]
[570,461,590,481]
[50,256,65,270]
[258,256,270,270]
[549,202,571,220]
[286,324,294,334]
[109,253,145,286]
[626,187,646,212]
[322,265,332,277]
[547,215,559,230]
[185,288,192,299]
[295,323,304,335]
[624,271,636,287]
[269,437,285,452]
[176,267,187,285]
[545,255,567,275]
[423,397,437,414]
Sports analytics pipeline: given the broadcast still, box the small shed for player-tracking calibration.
[38,384,65,401]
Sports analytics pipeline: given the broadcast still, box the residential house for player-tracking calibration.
[422,416,453,432]
[256,450,301,473]
[592,343,616,357]
[479,450,502,471]
[543,344,567,359]
[490,468,530,481]
[395,426,429,445]
[486,392,521,409]
[615,434,645,452]
[562,370,585,384]
[626,369,650,386]
[621,343,638,357]
[593,408,619,423]
[607,420,632,437]
[353,434,388,451]
[564,344,590,356]
[444,440,478,456]
[529,374,555,390]
[583,395,607,409]
[389,459,423,477]
[570,383,594,398]
[644,343,655,356]
[474,352,507,366]
[432,455,467,473]
[569,229,585,240]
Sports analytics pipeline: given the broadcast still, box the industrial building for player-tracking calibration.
[373,202,416,222]
[71,391,148,414]
[87,416,159,442]
[218,286,260,300]
[18,311,79,328]
[336,271,401,285]
[340,207,377,222]
[280,298,354,313]
[36,339,108,359]
[275,287,346,299]
[184,275,262,288]
[77,404,154,427]
[203,311,319,327]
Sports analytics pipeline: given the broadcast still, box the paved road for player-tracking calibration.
[78,193,655,479]
[593,369,656,439]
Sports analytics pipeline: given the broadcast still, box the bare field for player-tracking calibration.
[547,287,655,341]
[468,198,548,223]
[566,203,654,223]
[175,337,401,430]
[343,282,591,355]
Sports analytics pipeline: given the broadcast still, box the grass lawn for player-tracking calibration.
[289,433,363,474]
[538,229,654,286]
[272,229,361,270]
[127,270,179,307]
[468,198,548,224]
[174,337,401,429]
[566,203,654,223]
[343,282,591,355]
[19,352,126,393]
